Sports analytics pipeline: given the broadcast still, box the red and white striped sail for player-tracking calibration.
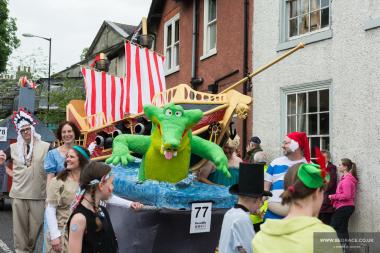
[124,41,166,114]
[81,42,166,127]
[81,67,124,126]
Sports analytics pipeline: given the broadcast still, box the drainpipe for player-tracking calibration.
[242,0,249,158]
[191,0,203,89]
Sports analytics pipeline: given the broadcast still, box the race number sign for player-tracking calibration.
[190,202,212,234]
[0,127,7,142]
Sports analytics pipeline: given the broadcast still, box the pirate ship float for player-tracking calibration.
[67,43,305,173]
[67,83,251,170]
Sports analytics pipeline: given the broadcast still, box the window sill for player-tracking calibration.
[364,17,380,31]
[164,66,180,77]
[200,48,217,61]
[277,29,333,52]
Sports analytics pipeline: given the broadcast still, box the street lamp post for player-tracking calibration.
[22,33,52,120]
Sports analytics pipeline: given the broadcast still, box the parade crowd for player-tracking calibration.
[210,132,357,253]
[0,112,143,253]
[0,110,357,253]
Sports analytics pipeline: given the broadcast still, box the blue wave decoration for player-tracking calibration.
[111,161,237,209]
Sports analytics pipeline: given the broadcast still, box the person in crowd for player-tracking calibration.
[45,121,81,185]
[197,135,242,186]
[253,162,342,253]
[219,163,272,253]
[329,158,358,250]
[46,146,143,253]
[264,131,310,219]
[43,121,81,253]
[250,151,269,233]
[318,150,337,225]
[0,151,5,162]
[67,162,119,253]
[244,136,263,163]
[45,146,90,253]
[0,109,50,253]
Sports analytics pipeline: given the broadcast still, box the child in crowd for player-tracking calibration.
[329,158,358,250]
[250,151,269,233]
[219,163,272,253]
[67,162,121,253]
[253,161,342,253]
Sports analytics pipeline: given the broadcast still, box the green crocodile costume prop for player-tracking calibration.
[106,103,231,183]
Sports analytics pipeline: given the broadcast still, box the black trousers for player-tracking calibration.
[319,212,334,225]
[253,222,263,233]
[331,206,355,250]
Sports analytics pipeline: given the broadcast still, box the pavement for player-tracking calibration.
[0,198,43,253]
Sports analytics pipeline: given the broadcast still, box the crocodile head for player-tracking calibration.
[144,103,203,160]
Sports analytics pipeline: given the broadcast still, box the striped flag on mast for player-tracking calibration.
[81,41,166,127]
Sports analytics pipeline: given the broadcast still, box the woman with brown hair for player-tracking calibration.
[45,146,90,253]
[45,121,81,185]
[252,161,342,253]
[67,161,119,253]
[329,158,358,249]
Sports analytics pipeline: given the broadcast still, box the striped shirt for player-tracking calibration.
[264,156,307,203]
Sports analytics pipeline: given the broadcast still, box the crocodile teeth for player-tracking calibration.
[173,151,177,157]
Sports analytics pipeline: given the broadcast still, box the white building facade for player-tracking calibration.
[252,0,380,231]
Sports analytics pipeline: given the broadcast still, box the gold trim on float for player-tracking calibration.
[151,84,228,107]
[92,154,111,161]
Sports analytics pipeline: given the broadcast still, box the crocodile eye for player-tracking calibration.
[165,109,173,116]
[175,111,182,117]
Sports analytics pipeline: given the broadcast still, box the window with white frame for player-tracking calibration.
[202,0,217,58]
[287,0,330,39]
[286,88,330,158]
[164,14,180,74]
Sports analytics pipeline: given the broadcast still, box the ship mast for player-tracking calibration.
[221,42,304,94]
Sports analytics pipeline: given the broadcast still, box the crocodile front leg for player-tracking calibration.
[106,134,151,166]
[191,136,231,178]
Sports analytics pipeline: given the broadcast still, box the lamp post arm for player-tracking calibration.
[33,35,51,41]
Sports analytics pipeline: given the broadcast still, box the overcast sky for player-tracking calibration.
[8,0,152,75]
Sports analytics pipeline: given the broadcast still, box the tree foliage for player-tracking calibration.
[80,47,89,61]
[38,78,85,124]
[0,0,20,73]
[50,78,85,110]
[8,47,50,79]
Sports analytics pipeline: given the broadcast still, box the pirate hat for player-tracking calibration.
[229,163,272,198]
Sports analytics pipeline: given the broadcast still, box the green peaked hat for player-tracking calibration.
[297,163,330,189]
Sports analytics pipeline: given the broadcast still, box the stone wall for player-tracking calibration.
[253,0,380,231]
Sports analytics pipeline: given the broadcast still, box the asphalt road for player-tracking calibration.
[0,198,43,253]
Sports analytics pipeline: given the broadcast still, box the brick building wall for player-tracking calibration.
[151,0,254,156]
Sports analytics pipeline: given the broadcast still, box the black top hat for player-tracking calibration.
[229,163,272,198]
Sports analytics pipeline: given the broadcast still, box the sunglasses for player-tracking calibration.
[20,127,31,134]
